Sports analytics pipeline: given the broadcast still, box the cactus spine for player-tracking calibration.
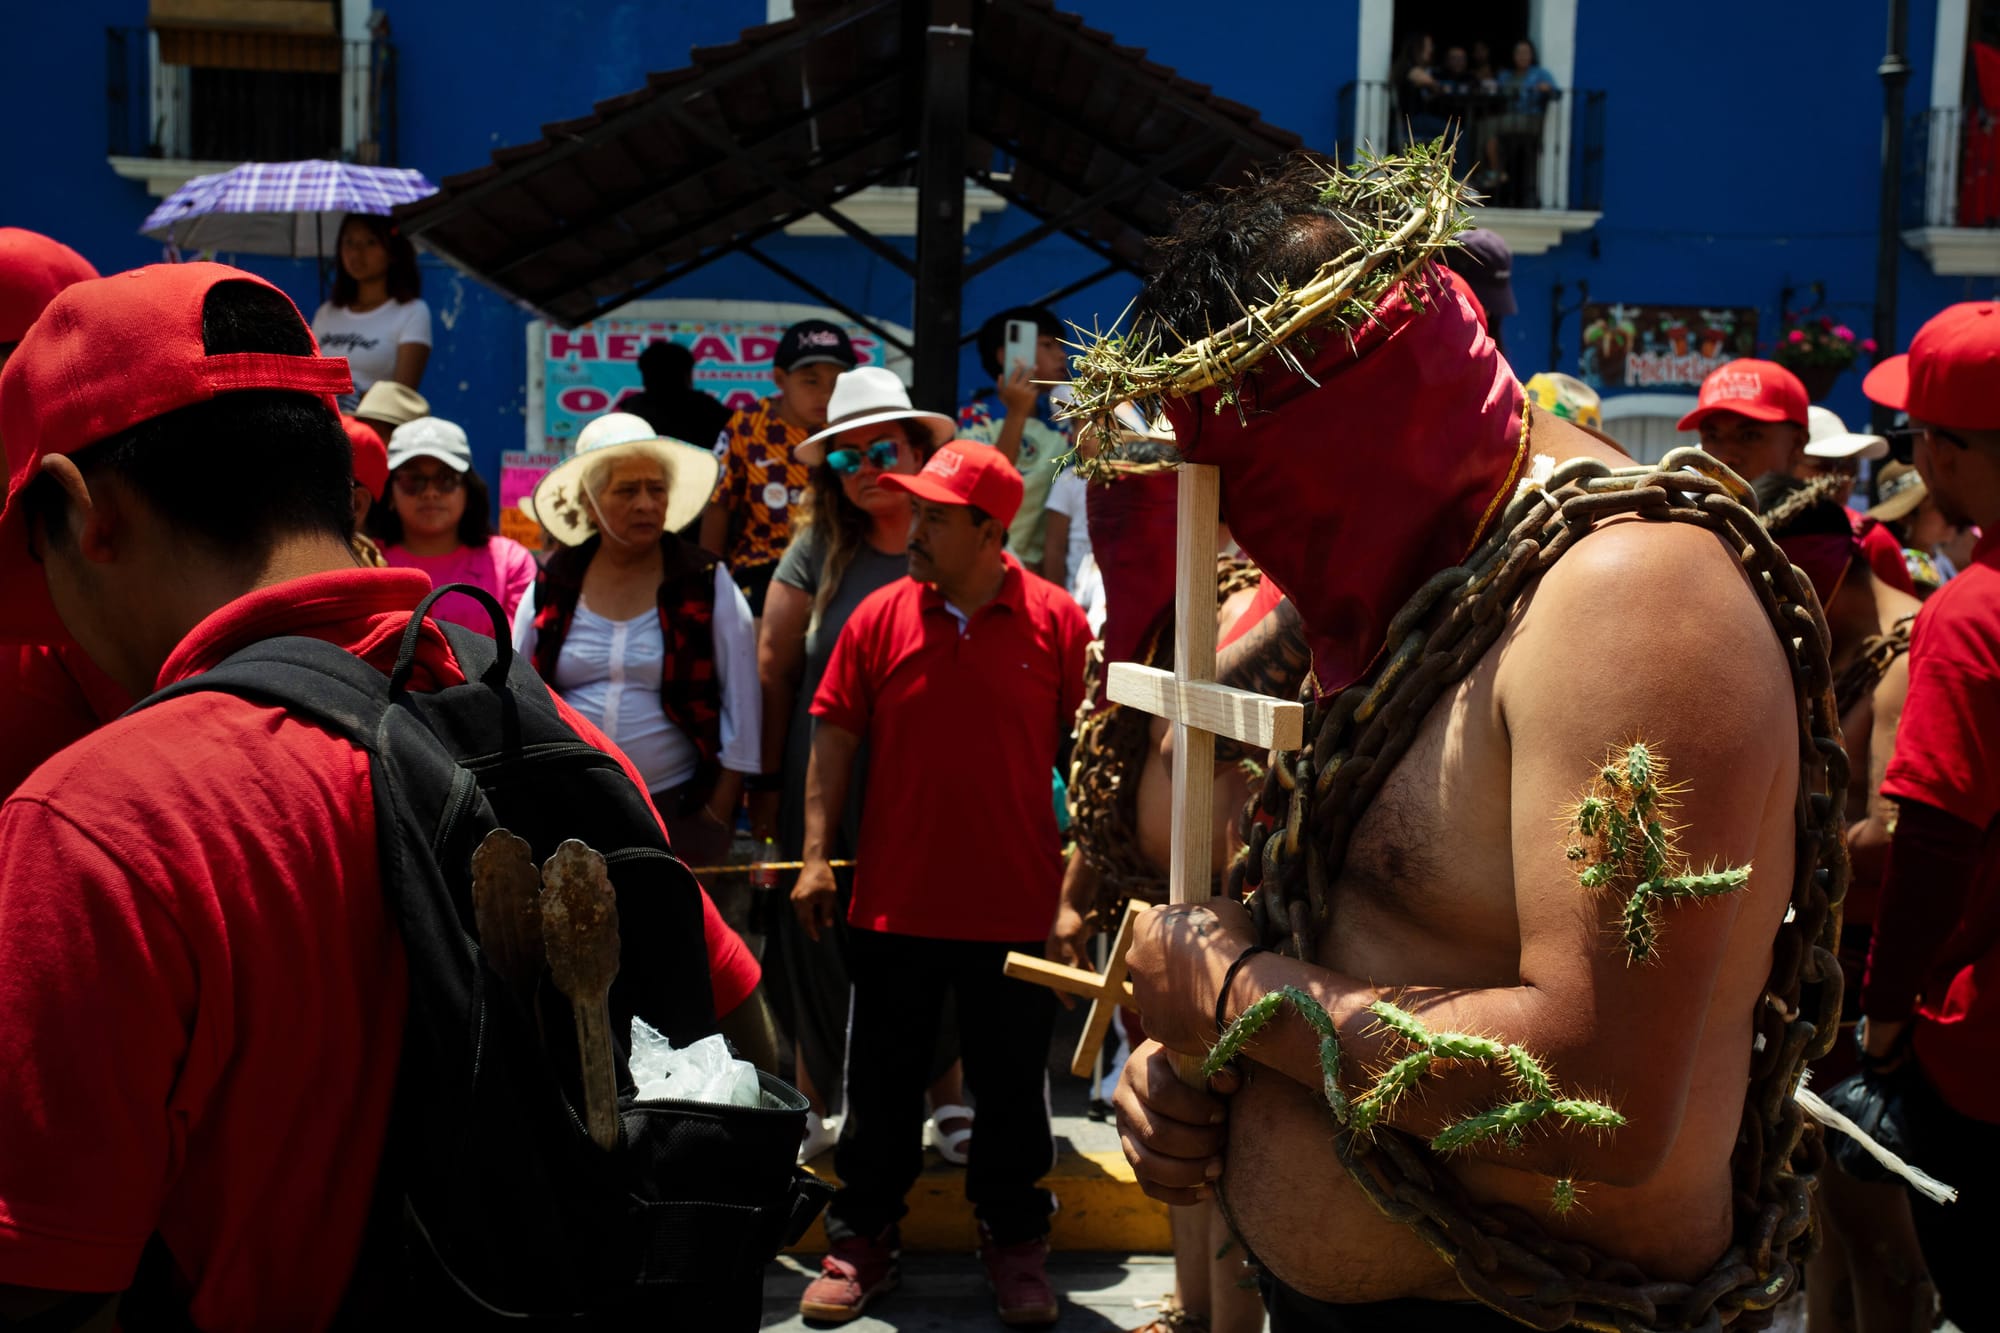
[1564,741,1751,962]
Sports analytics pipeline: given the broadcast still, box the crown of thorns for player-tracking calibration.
[1060,138,1472,464]
[1757,472,1853,536]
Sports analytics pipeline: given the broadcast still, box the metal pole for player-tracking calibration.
[913,0,972,412]
[1872,0,1911,432]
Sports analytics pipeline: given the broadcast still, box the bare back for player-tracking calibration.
[1217,414,1802,1301]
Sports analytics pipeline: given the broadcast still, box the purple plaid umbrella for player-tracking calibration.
[140,160,437,258]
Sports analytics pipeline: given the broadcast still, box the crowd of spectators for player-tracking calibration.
[1391,31,1558,207]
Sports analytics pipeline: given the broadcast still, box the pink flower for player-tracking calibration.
[1834,325,1855,341]
[1862,338,1879,353]
[1788,329,1807,344]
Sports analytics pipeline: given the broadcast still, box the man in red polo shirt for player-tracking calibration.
[0,263,756,1330]
[1857,302,2000,1331]
[791,440,1091,1326]
[0,226,129,797]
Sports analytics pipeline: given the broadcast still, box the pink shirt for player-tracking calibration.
[385,538,539,636]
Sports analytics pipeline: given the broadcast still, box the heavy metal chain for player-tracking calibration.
[1830,617,1912,720]
[1070,557,1263,924]
[1232,450,1850,1333]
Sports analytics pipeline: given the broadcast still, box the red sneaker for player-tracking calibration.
[979,1228,1059,1326]
[798,1230,899,1324]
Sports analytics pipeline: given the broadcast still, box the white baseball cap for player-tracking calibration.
[1803,405,1889,461]
[386,417,472,472]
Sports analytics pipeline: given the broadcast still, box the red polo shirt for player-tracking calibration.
[812,557,1091,942]
[0,645,129,798]
[0,567,755,1327]
[1874,529,2000,1119]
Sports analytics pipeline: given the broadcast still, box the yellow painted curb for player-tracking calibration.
[788,1147,1171,1254]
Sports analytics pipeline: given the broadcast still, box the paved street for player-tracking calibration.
[760,1251,1184,1332]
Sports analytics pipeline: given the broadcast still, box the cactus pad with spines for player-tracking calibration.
[1564,741,1752,962]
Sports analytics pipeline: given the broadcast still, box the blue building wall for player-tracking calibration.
[4,0,1991,484]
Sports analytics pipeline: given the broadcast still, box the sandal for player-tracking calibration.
[926,1102,975,1166]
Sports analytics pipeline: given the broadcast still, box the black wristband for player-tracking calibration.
[1214,944,1269,1038]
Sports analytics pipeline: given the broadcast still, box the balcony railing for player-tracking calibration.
[107,26,397,166]
[1337,80,1605,214]
[1903,104,2000,229]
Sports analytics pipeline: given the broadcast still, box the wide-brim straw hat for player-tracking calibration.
[1868,461,1928,523]
[796,365,956,466]
[531,412,719,547]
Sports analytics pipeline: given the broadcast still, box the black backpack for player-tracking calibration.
[129,584,828,1329]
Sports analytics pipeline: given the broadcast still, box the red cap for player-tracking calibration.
[1675,358,1809,432]
[342,413,390,499]
[1,228,100,345]
[878,439,1024,529]
[1864,302,2000,430]
[0,262,353,644]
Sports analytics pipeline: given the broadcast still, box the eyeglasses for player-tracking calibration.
[825,439,904,475]
[394,469,463,496]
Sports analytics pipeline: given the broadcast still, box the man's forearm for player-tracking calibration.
[802,724,860,862]
[1211,947,1667,1186]
[1861,799,1983,1020]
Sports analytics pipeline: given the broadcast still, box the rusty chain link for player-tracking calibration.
[1830,618,1912,720]
[1231,449,1850,1332]
[1069,556,1263,924]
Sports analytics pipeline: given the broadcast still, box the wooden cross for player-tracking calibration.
[1006,899,1145,1076]
[1007,464,1306,1081]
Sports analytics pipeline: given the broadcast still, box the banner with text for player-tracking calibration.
[537,318,889,454]
[1576,303,1759,392]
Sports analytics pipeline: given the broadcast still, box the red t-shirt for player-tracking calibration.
[0,567,755,1327]
[812,559,1091,941]
[1878,529,2000,1118]
[0,645,130,798]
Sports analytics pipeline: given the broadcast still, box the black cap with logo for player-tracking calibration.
[774,319,858,373]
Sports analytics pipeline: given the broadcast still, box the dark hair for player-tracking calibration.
[638,339,693,390]
[966,502,1009,547]
[1392,32,1433,83]
[27,283,354,566]
[1134,153,1360,347]
[975,305,1065,380]
[1752,472,1854,539]
[1512,37,1539,66]
[366,464,494,548]
[329,214,422,307]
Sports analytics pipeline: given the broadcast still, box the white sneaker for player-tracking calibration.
[925,1103,975,1166]
[799,1109,840,1165]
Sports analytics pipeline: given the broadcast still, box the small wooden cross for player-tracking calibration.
[1107,465,1304,1076]
[1006,899,1146,1076]
[1006,465,1306,1081]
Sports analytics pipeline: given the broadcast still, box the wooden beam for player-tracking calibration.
[960,130,1228,280]
[740,244,915,356]
[488,69,903,280]
[1169,463,1222,909]
[399,0,900,236]
[546,158,912,326]
[1002,956,1136,1005]
[655,96,919,278]
[913,0,974,411]
[1106,664,1305,752]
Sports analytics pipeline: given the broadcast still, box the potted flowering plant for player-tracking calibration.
[1772,316,1878,400]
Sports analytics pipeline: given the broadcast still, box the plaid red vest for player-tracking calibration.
[528,535,724,799]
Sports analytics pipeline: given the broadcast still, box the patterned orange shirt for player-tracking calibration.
[712,396,812,570]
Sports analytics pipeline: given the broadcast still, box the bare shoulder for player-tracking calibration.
[1500,517,1793,736]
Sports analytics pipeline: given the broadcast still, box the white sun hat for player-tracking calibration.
[1804,405,1889,461]
[795,366,957,466]
[530,412,720,547]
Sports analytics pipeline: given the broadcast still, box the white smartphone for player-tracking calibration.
[1003,318,1038,380]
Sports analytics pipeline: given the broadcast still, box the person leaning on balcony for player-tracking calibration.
[1484,39,1559,206]
[311,213,431,413]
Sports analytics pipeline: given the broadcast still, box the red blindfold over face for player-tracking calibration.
[1777,532,1859,610]
[1163,267,1527,696]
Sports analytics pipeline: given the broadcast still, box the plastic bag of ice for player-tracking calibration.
[629,1017,762,1107]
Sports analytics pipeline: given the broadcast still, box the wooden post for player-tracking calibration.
[913,0,972,411]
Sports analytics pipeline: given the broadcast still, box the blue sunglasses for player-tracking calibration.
[825,439,904,475]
